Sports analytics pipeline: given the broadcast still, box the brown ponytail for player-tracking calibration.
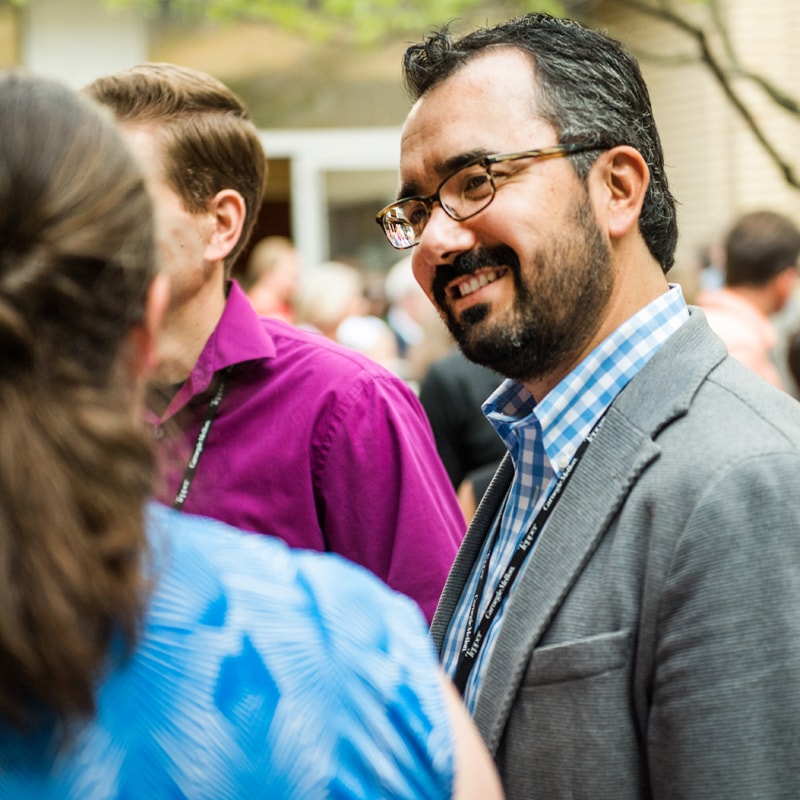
[0,72,157,732]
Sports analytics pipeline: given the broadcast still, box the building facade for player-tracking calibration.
[6,0,800,293]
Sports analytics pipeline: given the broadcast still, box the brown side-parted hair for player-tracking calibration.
[0,71,157,734]
[84,62,268,276]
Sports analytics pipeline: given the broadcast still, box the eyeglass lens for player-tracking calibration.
[382,163,496,249]
[379,143,605,249]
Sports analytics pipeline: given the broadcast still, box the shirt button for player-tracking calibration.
[556,454,570,471]
[154,427,165,441]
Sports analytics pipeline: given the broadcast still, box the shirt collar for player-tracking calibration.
[152,281,277,420]
[184,280,277,397]
[484,284,689,473]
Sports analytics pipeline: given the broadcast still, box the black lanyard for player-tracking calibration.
[172,368,231,511]
[452,417,604,695]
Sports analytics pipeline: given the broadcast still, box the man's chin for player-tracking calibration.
[449,314,502,366]
[460,302,491,327]
[442,300,491,337]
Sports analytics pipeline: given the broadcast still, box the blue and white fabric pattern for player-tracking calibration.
[442,284,689,712]
[1,503,454,799]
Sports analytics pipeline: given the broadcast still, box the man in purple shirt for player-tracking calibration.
[85,63,465,623]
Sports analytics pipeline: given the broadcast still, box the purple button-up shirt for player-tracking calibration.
[149,282,465,622]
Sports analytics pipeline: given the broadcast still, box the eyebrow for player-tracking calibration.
[397,147,494,201]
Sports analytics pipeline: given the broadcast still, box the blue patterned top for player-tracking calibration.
[0,503,454,799]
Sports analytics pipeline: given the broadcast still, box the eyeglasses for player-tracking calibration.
[375,142,606,250]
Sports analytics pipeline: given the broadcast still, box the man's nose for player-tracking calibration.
[417,204,477,263]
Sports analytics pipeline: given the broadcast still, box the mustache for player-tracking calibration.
[431,245,519,305]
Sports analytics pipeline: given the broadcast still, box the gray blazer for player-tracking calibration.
[432,309,800,799]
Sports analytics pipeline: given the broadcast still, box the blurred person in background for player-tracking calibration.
[336,312,403,372]
[294,259,368,340]
[86,63,464,624]
[419,349,506,521]
[295,259,402,372]
[385,255,454,385]
[240,234,299,322]
[698,210,800,390]
[385,255,429,360]
[0,71,503,800]
[786,329,800,397]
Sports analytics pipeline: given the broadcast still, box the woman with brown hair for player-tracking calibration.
[0,72,500,800]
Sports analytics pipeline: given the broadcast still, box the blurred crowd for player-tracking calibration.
[238,207,800,523]
[239,242,454,388]
[687,210,800,397]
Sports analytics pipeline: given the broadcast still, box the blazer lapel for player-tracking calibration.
[435,310,727,750]
[469,308,728,752]
[431,455,515,651]
[471,406,658,752]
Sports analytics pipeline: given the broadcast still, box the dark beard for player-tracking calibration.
[431,194,614,385]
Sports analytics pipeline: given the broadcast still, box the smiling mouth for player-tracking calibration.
[447,268,507,299]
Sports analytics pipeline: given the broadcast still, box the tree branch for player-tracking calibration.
[619,0,800,188]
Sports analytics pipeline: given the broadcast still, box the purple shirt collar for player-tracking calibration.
[163,281,275,419]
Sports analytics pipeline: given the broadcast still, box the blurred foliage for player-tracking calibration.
[103,0,569,45]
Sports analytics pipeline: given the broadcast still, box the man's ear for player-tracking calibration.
[128,272,170,379]
[204,189,246,263]
[592,146,650,242]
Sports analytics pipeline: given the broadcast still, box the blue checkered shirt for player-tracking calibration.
[441,284,689,712]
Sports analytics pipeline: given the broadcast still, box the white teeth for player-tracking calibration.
[458,269,498,297]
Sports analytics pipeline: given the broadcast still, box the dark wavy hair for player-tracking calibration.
[402,13,678,273]
[0,72,157,734]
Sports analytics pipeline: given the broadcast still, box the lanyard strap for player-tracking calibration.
[172,368,231,511]
[452,418,604,695]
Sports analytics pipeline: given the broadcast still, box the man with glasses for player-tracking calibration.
[85,63,466,625]
[377,13,800,799]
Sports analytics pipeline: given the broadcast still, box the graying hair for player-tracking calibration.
[402,14,678,273]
